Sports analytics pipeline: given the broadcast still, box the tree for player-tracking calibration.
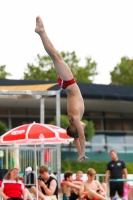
[0,121,7,136]
[50,115,69,129]
[0,65,12,78]
[49,115,95,141]
[23,51,98,83]
[110,56,133,85]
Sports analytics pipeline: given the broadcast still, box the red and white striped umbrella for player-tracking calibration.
[0,122,73,145]
[0,122,73,200]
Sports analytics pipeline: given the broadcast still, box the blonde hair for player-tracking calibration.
[87,168,96,175]
[4,168,19,182]
[76,171,83,175]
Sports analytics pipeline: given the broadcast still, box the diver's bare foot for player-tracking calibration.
[35,16,44,34]
[78,155,89,163]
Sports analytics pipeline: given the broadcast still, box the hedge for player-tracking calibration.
[61,161,133,174]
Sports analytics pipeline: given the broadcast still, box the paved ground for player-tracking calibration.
[29,192,63,200]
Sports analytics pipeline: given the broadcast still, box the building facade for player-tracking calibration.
[0,79,133,155]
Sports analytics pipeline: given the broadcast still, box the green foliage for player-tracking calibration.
[61,161,133,174]
[126,162,133,173]
[61,161,107,173]
[82,119,95,141]
[110,56,133,85]
[50,115,69,129]
[0,65,12,78]
[23,51,98,83]
[2,150,15,170]
[61,52,98,83]
[24,54,57,81]
[0,121,7,136]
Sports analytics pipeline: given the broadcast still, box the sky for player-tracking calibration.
[0,0,133,85]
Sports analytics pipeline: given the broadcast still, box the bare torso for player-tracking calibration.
[62,183,71,197]
[80,180,107,200]
[65,83,84,119]
[35,16,87,160]
[62,182,80,197]
[83,180,100,193]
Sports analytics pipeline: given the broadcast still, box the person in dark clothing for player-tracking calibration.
[105,150,128,200]
[24,166,35,189]
[31,165,58,200]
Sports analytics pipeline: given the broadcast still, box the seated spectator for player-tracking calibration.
[73,171,83,183]
[0,168,27,200]
[61,170,83,188]
[60,178,65,188]
[31,165,58,200]
[75,171,83,181]
[62,171,82,200]
[79,168,107,200]
[101,182,108,197]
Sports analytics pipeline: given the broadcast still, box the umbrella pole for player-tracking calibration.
[34,144,38,200]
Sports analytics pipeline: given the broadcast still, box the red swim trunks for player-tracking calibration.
[84,195,100,200]
[58,77,76,89]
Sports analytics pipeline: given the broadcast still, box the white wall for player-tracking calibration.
[60,174,133,186]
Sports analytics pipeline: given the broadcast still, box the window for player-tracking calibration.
[0,109,8,115]
[92,119,102,130]
[10,109,26,115]
[125,135,133,152]
[91,134,106,152]
[105,119,122,130]
[11,117,39,128]
[122,114,133,119]
[28,109,40,115]
[104,113,121,118]
[106,135,125,152]
[123,119,133,130]
[88,112,102,117]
